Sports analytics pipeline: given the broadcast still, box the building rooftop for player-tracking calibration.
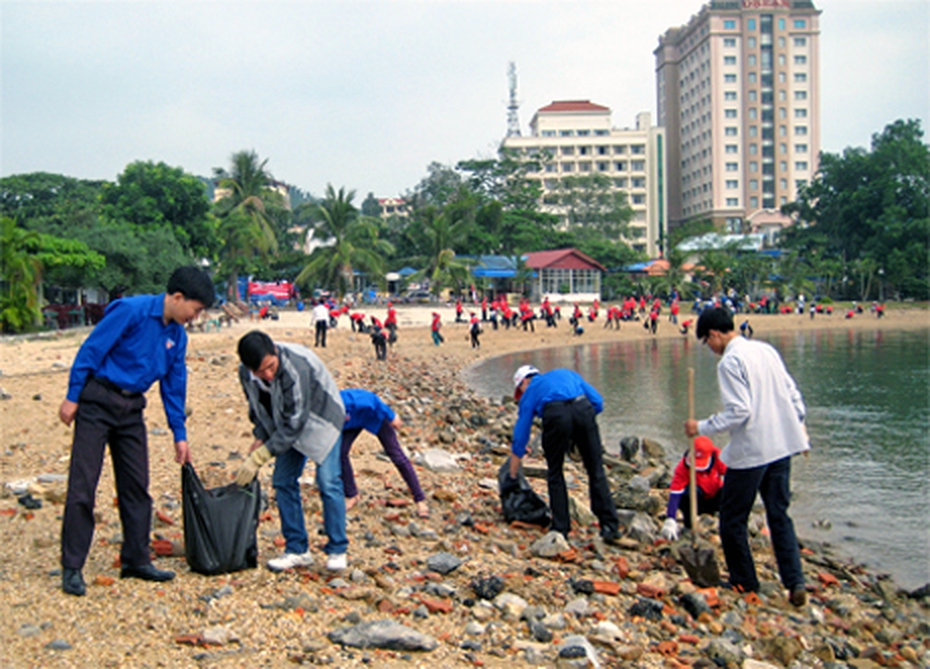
[537,100,610,114]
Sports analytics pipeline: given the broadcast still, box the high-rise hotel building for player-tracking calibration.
[655,1,820,241]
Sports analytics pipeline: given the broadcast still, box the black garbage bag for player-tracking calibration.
[182,463,261,575]
[498,461,551,527]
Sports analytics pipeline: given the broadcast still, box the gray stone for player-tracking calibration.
[530,530,570,558]
[529,619,553,643]
[425,582,456,598]
[416,449,461,473]
[569,495,596,526]
[619,436,640,461]
[328,620,439,651]
[557,635,601,669]
[541,613,567,630]
[18,624,41,637]
[593,621,622,640]
[564,597,591,617]
[706,638,744,665]
[202,626,230,646]
[37,473,67,484]
[627,513,658,543]
[426,552,463,575]
[464,621,486,636]
[641,438,666,460]
[45,639,72,651]
[493,592,529,619]
[628,475,651,493]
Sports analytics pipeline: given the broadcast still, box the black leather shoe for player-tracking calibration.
[120,563,175,582]
[62,568,86,596]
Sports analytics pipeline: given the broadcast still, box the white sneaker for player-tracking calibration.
[267,551,314,572]
[326,553,347,571]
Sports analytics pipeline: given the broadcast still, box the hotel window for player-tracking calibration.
[544,179,559,189]
[795,72,807,82]
[749,144,758,155]
[579,162,592,172]
[725,127,738,136]
[748,54,757,66]
[747,18,756,30]
[779,18,786,30]
[579,146,590,155]
[795,90,808,100]
[559,130,574,136]
[632,177,646,188]
[632,194,645,204]
[779,72,786,83]
[594,129,609,136]
[726,180,738,189]
[778,36,786,48]
[780,143,787,154]
[795,55,807,65]
[545,163,557,173]
[577,129,590,136]
[726,144,739,154]
[614,161,627,171]
[726,198,739,206]
[779,90,787,101]
[726,162,738,171]
[614,177,627,187]
[724,37,736,47]
[748,37,757,48]
[749,125,758,137]
[631,145,645,154]
[561,146,574,155]
[780,162,787,172]
[750,161,758,171]
[562,162,575,172]
[779,107,787,119]
[794,37,807,47]
[597,145,609,155]
[724,56,737,65]
[725,74,738,83]
[614,145,627,154]
[724,91,737,101]
[795,126,808,136]
[780,125,787,136]
[542,130,556,137]
[795,143,808,153]
[795,161,808,170]
[794,19,806,28]
[796,179,808,189]
[748,90,757,102]
[725,109,737,118]
[780,196,788,205]
[750,179,759,190]
[724,19,736,29]
[750,196,759,207]
[795,108,808,118]
[748,72,757,84]
[631,160,645,171]
[778,54,786,66]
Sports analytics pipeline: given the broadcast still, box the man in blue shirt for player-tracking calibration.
[508,365,620,543]
[58,266,214,596]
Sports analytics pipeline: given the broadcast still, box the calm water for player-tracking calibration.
[464,328,930,590]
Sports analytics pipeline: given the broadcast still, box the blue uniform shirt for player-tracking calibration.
[511,369,603,458]
[66,294,190,442]
[341,388,396,434]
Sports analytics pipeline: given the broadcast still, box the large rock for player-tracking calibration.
[328,620,439,651]
[627,513,658,544]
[426,552,463,575]
[557,635,601,669]
[530,531,570,558]
[415,448,461,473]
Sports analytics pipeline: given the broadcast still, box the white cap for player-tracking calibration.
[513,365,540,399]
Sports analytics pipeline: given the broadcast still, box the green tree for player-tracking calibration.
[554,174,633,241]
[406,205,473,296]
[100,161,217,258]
[295,185,392,298]
[782,119,929,299]
[212,150,282,298]
[360,192,382,218]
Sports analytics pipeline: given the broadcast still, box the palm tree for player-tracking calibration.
[296,185,393,299]
[212,150,281,299]
[407,205,474,297]
[0,217,42,333]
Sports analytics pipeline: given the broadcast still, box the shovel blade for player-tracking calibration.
[678,542,720,588]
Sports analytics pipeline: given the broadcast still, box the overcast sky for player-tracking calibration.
[2,0,927,199]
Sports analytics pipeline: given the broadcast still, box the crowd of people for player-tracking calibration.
[58,271,828,607]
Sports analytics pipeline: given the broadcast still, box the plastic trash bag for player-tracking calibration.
[498,461,551,527]
[182,463,260,575]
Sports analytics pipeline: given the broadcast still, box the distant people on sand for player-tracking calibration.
[312,299,329,348]
[740,320,753,338]
[680,319,693,336]
[469,312,482,349]
[431,312,444,345]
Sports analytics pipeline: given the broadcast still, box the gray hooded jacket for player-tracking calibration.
[238,342,345,464]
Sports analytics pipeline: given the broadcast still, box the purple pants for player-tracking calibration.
[340,421,425,502]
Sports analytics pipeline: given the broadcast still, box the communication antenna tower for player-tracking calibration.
[506,62,521,137]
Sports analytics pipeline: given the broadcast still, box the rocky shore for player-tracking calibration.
[1,306,928,668]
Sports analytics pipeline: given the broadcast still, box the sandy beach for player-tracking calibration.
[0,303,927,668]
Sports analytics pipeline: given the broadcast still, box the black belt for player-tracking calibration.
[548,395,587,407]
[92,376,142,398]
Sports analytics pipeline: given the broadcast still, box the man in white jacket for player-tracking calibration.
[685,307,809,606]
[235,330,348,571]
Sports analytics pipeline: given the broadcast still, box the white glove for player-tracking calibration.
[661,517,680,542]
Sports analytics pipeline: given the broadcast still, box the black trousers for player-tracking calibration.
[62,379,151,570]
[315,320,327,347]
[541,398,619,538]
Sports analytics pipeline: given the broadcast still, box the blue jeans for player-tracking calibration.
[719,455,804,592]
[272,437,347,556]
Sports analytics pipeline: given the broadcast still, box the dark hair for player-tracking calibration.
[696,307,735,340]
[238,330,276,371]
[167,266,215,308]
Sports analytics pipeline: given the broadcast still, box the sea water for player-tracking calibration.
[464,327,930,591]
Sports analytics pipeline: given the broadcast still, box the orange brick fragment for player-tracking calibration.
[385,498,409,508]
[94,575,115,586]
[273,536,286,548]
[0,508,16,517]
[657,640,679,656]
[152,539,174,556]
[818,571,840,587]
[637,583,665,599]
[614,556,630,579]
[697,587,720,608]
[174,634,205,646]
[420,598,453,614]
[592,580,620,596]
[678,634,700,645]
[742,592,763,606]
[156,510,174,525]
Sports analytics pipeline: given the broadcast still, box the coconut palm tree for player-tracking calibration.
[212,150,282,299]
[406,205,474,297]
[296,185,393,299]
[0,217,42,333]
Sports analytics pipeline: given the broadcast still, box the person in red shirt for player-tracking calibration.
[669,299,680,324]
[455,299,464,323]
[430,312,444,345]
[384,302,397,335]
[350,311,366,333]
[469,312,482,348]
[679,318,693,336]
[660,436,727,541]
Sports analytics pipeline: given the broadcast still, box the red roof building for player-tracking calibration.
[522,248,605,303]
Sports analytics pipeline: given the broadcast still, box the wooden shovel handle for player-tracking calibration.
[688,368,698,542]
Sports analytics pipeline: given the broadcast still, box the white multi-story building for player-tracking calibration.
[655,0,821,242]
[502,101,667,257]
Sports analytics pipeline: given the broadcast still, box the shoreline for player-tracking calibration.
[0,305,928,667]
